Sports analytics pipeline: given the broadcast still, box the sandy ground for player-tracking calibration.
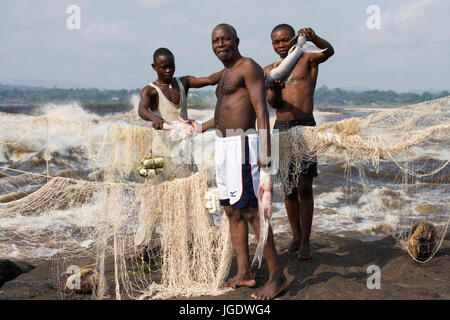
[1,231,448,300]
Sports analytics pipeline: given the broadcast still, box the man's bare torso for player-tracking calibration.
[214,58,257,136]
[266,54,318,120]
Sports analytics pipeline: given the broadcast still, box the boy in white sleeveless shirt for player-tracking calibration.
[138,48,222,129]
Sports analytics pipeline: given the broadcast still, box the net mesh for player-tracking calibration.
[0,96,449,299]
[277,96,449,262]
[0,110,232,299]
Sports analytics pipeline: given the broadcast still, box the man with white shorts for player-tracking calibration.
[216,134,259,210]
[196,23,287,300]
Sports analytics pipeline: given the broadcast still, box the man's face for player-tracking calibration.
[271,29,295,59]
[152,55,175,82]
[211,26,238,63]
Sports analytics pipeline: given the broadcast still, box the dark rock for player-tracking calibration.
[0,259,35,287]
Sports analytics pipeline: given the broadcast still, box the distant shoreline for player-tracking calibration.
[0,103,134,116]
[1,84,448,108]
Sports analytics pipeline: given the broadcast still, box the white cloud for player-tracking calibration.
[396,0,436,22]
[0,1,448,91]
[80,20,138,47]
[136,0,176,7]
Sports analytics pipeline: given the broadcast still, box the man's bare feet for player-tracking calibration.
[298,245,312,260]
[221,274,256,289]
[250,275,288,300]
[281,239,301,254]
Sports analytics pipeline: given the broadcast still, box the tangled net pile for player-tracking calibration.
[0,108,231,299]
[278,96,449,262]
[0,96,449,299]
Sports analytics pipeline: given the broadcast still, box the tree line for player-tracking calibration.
[0,86,139,105]
[314,86,449,106]
[0,85,448,107]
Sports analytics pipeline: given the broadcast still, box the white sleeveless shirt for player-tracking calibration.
[148,77,188,121]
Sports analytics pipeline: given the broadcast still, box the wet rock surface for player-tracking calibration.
[0,259,35,288]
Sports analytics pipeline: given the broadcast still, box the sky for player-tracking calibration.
[0,0,449,92]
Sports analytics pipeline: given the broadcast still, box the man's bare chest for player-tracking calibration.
[216,71,244,98]
[289,59,316,82]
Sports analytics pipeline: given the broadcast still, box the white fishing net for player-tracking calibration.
[0,109,232,299]
[277,96,449,262]
[0,96,448,299]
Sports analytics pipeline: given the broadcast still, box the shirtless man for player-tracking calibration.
[264,25,334,260]
[138,47,222,129]
[197,23,287,300]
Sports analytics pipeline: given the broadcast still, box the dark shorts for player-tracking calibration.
[274,117,318,178]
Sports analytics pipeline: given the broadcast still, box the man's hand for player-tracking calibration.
[298,28,334,64]
[258,168,272,219]
[152,117,165,130]
[268,79,285,91]
[257,157,271,169]
[298,27,317,42]
[185,119,201,133]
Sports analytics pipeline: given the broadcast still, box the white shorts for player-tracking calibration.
[215,134,259,210]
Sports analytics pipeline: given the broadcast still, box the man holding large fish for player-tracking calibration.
[264,25,334,260]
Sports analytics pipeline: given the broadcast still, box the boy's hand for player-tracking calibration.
[152,118,165,130]
[185,119,201,133]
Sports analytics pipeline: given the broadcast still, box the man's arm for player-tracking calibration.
[183,69,224,89]
[186,117,214,133]
[185,117,215,133]
[137,86,165,129]
[182,70,223,131]
[298,28,335,65]
[197,118,215,133]
[264,64,284,109]
[244,59,271,166]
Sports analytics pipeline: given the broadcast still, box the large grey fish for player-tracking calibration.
[265,35,326,89]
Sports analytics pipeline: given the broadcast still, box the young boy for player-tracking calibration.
[138,47,222,129]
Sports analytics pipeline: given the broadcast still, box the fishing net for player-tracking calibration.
[277,96,449,262]
[0,96,448,300]
[0,108,231,299]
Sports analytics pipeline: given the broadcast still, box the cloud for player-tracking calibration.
[380,0,439,30]
[354,0,447,48]
[136,0,176,7]
[0,1,448,91]
[396,0,436,22]
[80,19,138,47]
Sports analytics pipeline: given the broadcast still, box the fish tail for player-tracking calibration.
[303,46,327,54]
[283,74,296,85]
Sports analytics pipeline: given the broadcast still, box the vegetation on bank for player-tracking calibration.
[0,84,448,108]
[314,86,448,106]
[0,86,140,105]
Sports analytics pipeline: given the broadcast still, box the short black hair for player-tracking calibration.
[153,47,173,63]
[214,23,238,39]
[271,24,295,37]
